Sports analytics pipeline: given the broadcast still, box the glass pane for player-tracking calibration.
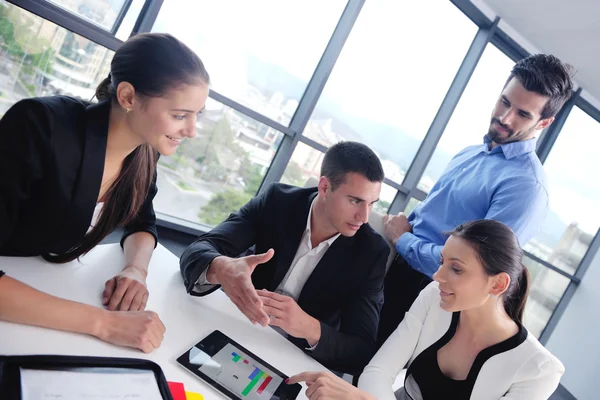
[523,257,570,338]
[305,0,476,186]
[115,0,146,41]
[280,142,325,188]
[45,0,128,30]
[152,0,346,125]
[0,1,113,117]
[154,98,284,227]
[372,183,396,215]
[404,197,422,216]
[418,45,515,192]
[524,107,600,274]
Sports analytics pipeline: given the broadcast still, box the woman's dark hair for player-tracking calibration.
[46,33,209,263]
[449,219,530,324]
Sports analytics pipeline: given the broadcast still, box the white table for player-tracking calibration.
[0,244,329,399]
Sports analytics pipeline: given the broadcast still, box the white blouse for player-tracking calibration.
[86,202,104,233]
[358,282,564,400]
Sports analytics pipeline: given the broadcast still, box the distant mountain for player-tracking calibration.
[244,59,568,249]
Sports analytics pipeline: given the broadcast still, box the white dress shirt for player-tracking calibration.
[195,198,340,302]
[274,199,340,301]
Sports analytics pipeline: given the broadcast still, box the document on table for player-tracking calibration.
[20,367,164,400]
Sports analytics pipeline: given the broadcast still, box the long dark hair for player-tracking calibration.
[450,220,530,324]
[46,33,210,263]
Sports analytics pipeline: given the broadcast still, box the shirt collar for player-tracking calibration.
[305,197,341,250]
[482,135,538,160]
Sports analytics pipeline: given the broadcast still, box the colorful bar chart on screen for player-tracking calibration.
[231,353,273,397]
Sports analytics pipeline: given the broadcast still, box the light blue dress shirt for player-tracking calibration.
[396,136,549,278]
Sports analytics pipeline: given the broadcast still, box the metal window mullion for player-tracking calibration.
[111,0,134,34]
[575,95,600,123]
[388,19,499,215]
[257,0,365,193]
[130,0,163,35]
[536,88,581,163]
[298,135,328,153]
[522,251,579,282]
[490,29,529,62]
[209,90,294,137]
[7,0,123,50]
[449,0,493,27]
[538,227,600,344]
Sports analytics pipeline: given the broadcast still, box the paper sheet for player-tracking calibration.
[20,367,164,400]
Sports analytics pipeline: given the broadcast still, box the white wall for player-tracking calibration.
[546,251,600,400]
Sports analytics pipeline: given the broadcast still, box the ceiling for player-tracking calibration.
[472,0,600,109]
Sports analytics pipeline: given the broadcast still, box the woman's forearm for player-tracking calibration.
[122,232,156,276]
[0,274,106,337]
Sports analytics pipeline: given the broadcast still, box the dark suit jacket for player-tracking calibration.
[0,96,158,257]
[180,183,389,374]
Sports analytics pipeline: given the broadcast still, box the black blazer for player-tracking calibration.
[180,184,390,374]
[0,96,158,257]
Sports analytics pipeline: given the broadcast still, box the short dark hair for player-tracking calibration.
[507,54,574,119]
[320,141,384,190]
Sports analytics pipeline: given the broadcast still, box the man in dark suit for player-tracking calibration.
[180,142,389,374]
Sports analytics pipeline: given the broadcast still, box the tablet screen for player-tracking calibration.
[177,331,301,400]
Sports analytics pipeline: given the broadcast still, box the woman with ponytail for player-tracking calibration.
[0,33,210,352]
[289,220,564,400]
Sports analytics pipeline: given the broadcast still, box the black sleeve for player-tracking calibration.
[0,99,48,249]
[120,168,159,249]
[295,245,389,375]
[179,183,273,296]
[0,271,4,279]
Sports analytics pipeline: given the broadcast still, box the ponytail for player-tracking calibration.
[95,74,113,101]
[504,265,530,324]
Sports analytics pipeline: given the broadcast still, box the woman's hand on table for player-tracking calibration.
[103,265,149,311]
[95,309,166,353]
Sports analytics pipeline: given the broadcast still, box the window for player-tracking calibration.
[418,44,515,192]
[154,98,284,227]
[524,107,600,274]
[523,256,570,338]
[404,197,422,216]
[305,0,476,187]
[46,0,130,31]
[372,183,396,215]
[280,142,325,188]
[0,1,113,117]
[151,0,346,125]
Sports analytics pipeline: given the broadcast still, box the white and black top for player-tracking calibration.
[358,282,564,400]
[406,311,527,399]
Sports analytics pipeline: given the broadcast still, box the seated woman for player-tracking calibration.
[288,219,564,399]
[0,33,210,352]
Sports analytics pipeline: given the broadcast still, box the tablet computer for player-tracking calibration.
[177,330,302,400]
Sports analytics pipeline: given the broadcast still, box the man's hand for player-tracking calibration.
[383,213,412,245]
[103,265,148,311]
[258,290,321,346]
[207,249,274,327]
[287,372,375,400]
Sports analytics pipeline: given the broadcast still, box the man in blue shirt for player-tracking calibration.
[377,54,574,346]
